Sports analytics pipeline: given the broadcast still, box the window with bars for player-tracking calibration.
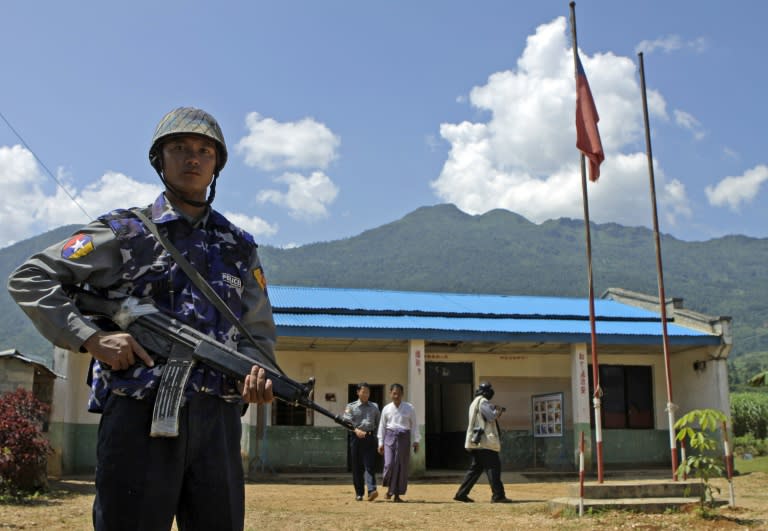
[272,399,314,426]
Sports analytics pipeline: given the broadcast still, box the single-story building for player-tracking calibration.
[46,285,731,477]
[0,349,58,406]
[0,349,61,478]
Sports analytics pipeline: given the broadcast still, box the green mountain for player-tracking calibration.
[3,205,767,377]
[1,224,83,366]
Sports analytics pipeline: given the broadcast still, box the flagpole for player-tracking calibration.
[637,52,678,480]
[569,1,604,484]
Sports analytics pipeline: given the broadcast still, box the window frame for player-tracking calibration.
[588,364,654,430]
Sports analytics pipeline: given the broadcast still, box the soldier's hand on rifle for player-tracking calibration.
[241,365,274,404]
[83,331,154,370]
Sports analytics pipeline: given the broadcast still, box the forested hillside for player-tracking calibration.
[2,205,766,386]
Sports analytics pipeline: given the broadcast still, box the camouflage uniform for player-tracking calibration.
[9,192,275,407]
[8,192,275,530]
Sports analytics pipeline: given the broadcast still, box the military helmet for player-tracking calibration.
[148,107,228,176]
[476,382,495,399]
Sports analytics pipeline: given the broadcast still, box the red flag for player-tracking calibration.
[575,53,604,181]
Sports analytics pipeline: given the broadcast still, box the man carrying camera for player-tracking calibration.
[453,382,512,503]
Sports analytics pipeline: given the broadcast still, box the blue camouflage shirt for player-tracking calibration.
[8,193,276,412]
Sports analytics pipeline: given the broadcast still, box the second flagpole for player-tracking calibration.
[637,51,679,480]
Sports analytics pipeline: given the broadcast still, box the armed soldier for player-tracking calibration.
[8,107,275,531]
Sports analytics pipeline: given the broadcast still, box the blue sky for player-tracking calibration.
[1,1,766,249]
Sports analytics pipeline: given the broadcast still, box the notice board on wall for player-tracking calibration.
[531,392,564,438]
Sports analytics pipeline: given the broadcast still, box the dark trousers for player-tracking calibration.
[350,433,377,496]
[93,393,244,531]
[455,449,506,501]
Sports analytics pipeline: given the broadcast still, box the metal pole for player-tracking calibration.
[570,0,604,484]
[579,430,585,516]
[722,420,736,507]
[637,52,678,480]
[680,439,687,480]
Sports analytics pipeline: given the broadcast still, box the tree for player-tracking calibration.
[675,409,727,513]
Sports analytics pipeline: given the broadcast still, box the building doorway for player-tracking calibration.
[425,362,474,469]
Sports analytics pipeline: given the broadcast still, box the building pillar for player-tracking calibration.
[711,357,731,420]
[48,347,96,475]
[407,339,426,476]
[571,343,593,470]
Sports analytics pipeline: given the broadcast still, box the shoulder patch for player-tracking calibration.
[99,209,146,240]
[252,266,268,293]
[61,234,95,260]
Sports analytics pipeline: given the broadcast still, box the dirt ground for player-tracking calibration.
[1,471,767,530]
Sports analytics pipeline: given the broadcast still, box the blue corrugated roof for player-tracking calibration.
[269,286,719,345]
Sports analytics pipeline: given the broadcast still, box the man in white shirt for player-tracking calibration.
[377,383,419,502]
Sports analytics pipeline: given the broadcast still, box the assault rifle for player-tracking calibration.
[75,291,355,436]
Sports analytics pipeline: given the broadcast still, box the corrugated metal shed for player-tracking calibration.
[269,286,719,346]
[0,349,62,378]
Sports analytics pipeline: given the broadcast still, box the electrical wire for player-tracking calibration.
[0,109,92,221]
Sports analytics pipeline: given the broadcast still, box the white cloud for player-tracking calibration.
[431,17,689,229]
[235,112,341,170]
[0,144,282,248]
[635,35,708,55]
[257,171,339,220]
[222,211,278,238]
[662,178,692,226]
[0,145,48,246]
[0,144,163,247]
[673,109,706,140]
[35,172,161,227]
[705,165,768,211]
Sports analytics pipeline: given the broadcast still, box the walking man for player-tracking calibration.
[454,382,512,503]
[378,383,419,502]
[342,382,380,501]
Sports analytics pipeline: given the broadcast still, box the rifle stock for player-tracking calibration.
[74,292,355,432]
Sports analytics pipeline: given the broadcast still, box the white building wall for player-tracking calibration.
[671,347,732,419]
[51,348,98,426]
[272,349,410,427]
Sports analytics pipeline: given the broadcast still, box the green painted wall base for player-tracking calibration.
[47,421,98,476]
[502,430,575,470]
[600,429,671,466]
[48,422,671,476]
[500,429,671,471]
[257,426,348,472]
[246,426,428,477]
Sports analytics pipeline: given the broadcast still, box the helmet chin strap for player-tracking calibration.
[156,166,217,208]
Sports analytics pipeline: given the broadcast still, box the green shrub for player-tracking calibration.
[730,392,768,439]
[733,433,768,457]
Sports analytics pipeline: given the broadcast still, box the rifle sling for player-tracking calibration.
[132,208,282,373]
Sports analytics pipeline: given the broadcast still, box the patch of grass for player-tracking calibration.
[734,454,768,474]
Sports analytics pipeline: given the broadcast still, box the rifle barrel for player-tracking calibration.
[74,292,356,431]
